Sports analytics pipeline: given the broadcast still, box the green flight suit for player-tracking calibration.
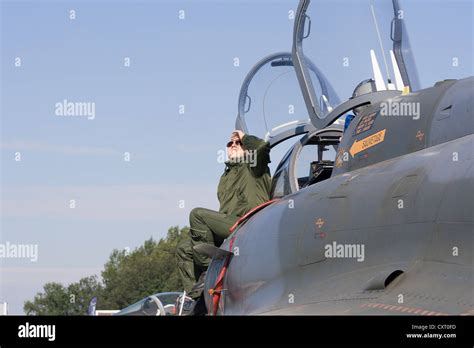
[176,134,272,297]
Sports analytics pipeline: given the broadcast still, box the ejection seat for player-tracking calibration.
[301,160,334,188]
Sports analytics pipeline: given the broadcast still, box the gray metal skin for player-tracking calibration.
[204,77,474,315]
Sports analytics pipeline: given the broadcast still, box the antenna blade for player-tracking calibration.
[370,49,386,91]
[390,49,405,91]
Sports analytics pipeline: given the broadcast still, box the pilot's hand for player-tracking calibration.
[233,130,245,140]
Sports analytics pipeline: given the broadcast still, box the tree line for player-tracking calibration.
[24,226,189,315]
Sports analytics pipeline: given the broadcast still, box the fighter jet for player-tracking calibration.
[200,0,473,315]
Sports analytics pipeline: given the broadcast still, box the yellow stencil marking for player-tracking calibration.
[350,129,386,158]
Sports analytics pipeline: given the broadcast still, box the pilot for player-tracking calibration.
[175,130,272,307]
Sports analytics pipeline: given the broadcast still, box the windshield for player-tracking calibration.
[116,299,145,315]
[156,293,180,305]
[294,0,473,122]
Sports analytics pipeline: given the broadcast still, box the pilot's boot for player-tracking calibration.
[176,292,207,316]
[187,271,207,300]
[182,272,208,316]
[189,293,207,316]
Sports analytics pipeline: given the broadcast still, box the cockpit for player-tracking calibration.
[235,50,346,199]
[271,127,342,198]
[234,0,473,201]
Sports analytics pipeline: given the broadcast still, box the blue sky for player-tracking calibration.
[1,0,472,314]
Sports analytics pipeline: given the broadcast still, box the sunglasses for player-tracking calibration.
[226,140,242,148]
